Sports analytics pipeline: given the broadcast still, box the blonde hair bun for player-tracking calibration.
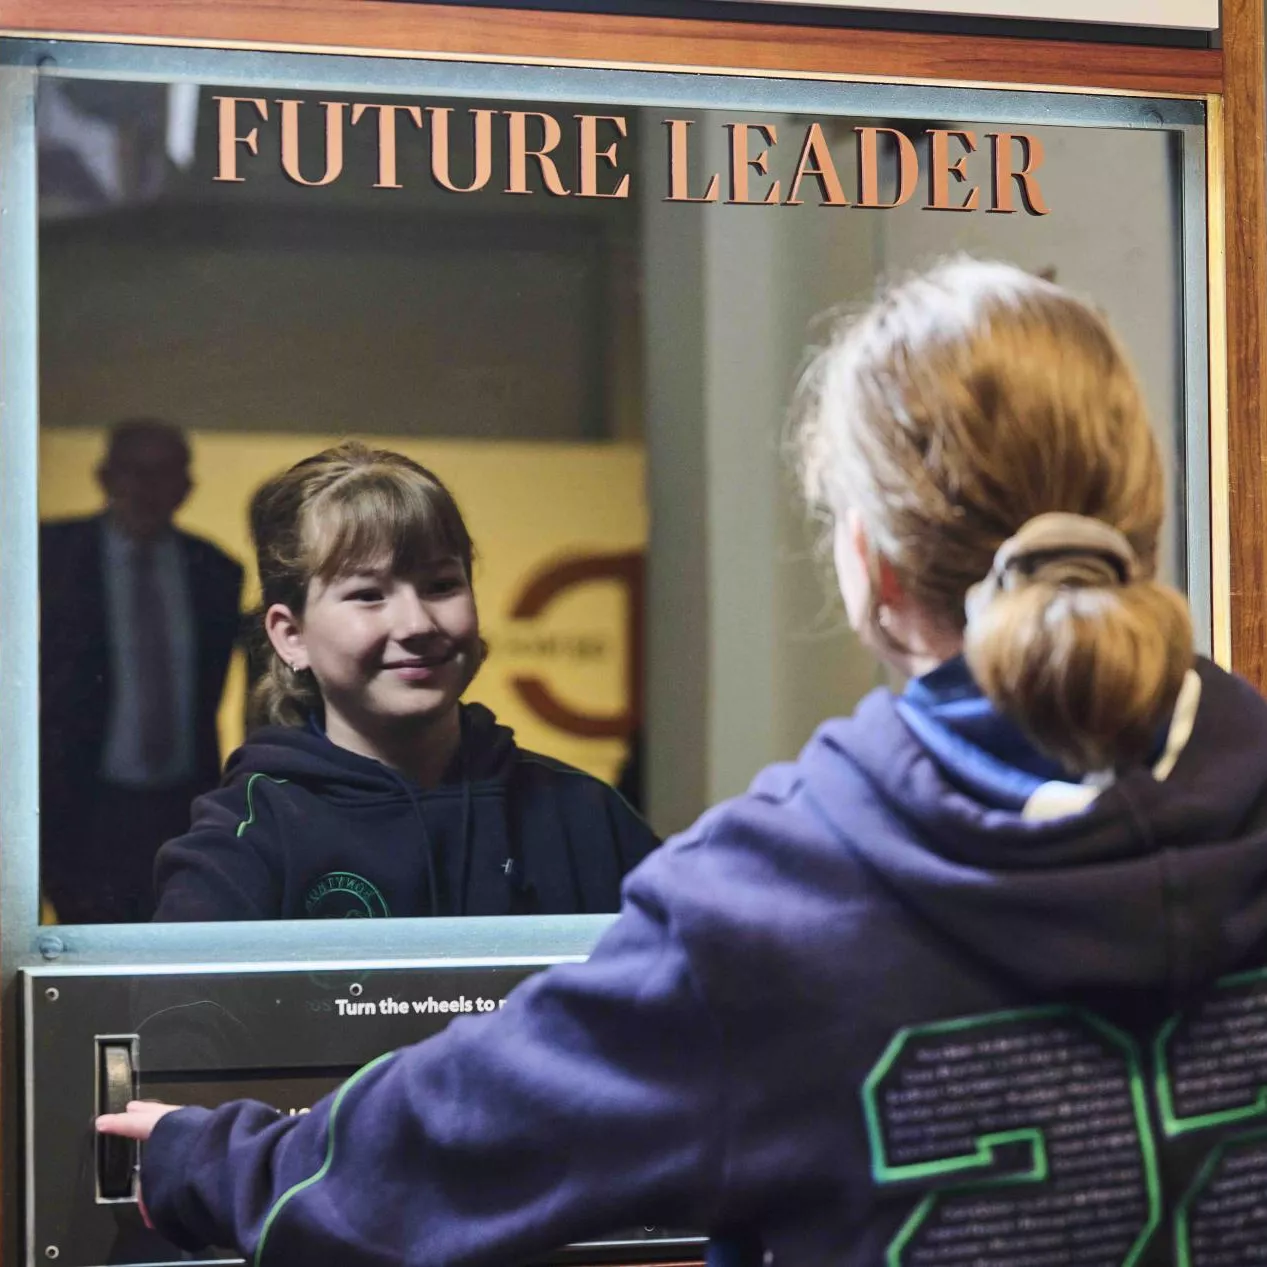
[797,257,1195,775]
[963,513,1193,773]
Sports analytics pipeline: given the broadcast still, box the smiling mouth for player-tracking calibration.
[383,650,456,674]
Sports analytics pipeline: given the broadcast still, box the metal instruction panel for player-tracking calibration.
[21,963,703,1267]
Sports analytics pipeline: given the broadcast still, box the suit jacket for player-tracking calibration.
[39,515,244,816]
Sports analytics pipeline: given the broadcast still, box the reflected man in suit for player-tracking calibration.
[40,420,243,923]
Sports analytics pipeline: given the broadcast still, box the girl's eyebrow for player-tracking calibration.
[405,556,463,574]
[331,564,391,583]
[334,557,462,583]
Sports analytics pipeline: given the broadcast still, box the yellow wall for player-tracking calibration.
[39,430,647,782]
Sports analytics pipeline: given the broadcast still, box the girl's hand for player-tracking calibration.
[95,1099,182,1141]
[95,1101,181,1230]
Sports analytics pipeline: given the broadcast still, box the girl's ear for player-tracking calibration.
[875,554,906,611]
[833,509,872,633]
[264,604,307,670]
[835,510,906,626]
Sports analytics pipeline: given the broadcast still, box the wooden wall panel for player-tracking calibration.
[0,0,1222,95]
[1223,0,1267,688]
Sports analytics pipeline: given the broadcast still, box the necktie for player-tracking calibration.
[132,540,176,776]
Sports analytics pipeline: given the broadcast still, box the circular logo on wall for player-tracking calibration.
[303,871,391,919]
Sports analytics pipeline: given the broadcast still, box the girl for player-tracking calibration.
[152,443,656,920]
[107,261,1267,1266]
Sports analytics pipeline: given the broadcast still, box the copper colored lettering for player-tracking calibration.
[505,111,570,196]
[784,123,849,207]
[856,126,919,209]
[576,114,631,199]
[988,131,1051,215]
[350,103,423,189]
[664,119,720,203]
[925,129,980,212]
[278,99,347,188]
[428,107,495,194]
[727,123,781,206]
[214,96,268,183]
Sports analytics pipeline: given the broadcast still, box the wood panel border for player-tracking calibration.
[0,3,1261,1265]
[0,0,1222,95]
[1223,0,1267,688]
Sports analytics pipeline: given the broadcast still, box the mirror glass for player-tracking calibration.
[34,71,1198,924]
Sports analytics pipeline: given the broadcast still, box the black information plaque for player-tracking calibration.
[20,963,703,1267]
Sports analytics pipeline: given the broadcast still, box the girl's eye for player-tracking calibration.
[427,578,463,596]
[346,588,383,603]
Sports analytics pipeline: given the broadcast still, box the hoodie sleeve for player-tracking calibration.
[140,855,727,1265]
[604,783,660,873]
[152,777,284,921]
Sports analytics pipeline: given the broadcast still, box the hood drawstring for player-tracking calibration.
[454,710,474,916]
[396,712,480,918]
[303,709,445,917]
[279,708,508,918]
[401,711,476,918]
[397,774,443,918]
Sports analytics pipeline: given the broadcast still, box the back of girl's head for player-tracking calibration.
[798,257,1193,775]
[248,441,475,727]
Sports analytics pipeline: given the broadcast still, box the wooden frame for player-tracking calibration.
[1221,0,1267,687]
[0,0,1223,94]
[0,2,1265,1265]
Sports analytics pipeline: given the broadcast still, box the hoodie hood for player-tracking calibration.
[225,702,517,803]
[155,702,656,921]
[219,703,521,917]
[795,657,1267,998]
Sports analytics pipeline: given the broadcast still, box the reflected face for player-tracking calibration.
[99,434,192,540]
[281,559,481,737]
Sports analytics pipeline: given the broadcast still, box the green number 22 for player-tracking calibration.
[863,967,1267,1267]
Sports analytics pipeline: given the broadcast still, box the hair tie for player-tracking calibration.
[965,512,1138,623]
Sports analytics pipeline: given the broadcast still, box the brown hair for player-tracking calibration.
[797,258,1193,774]
[249,442,476,728]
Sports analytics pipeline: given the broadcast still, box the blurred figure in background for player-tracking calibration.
[40,419,243,923]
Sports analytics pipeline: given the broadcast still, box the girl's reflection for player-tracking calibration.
[153,442,656,921]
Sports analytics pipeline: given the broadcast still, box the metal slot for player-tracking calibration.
[94,1035,138,1204]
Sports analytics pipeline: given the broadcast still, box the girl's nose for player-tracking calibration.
[393,586,439,638]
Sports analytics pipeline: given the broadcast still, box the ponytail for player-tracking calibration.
[795,258,1195,775]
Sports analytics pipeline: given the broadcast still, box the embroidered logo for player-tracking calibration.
[303,871,390,919]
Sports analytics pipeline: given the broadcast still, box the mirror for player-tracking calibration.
[34,68,1202,924]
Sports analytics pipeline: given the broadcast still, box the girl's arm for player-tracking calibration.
[605,784,661,873]
[152,785,282,921]
[107,855,727,1266]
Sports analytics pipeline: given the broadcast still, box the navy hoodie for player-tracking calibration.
[142,657,1267,1266]
[153,704,656,920]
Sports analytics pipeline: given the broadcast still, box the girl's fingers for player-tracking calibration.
[95,1101,182,1140]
